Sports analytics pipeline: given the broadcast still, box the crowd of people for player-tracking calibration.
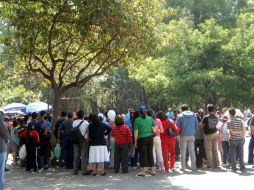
[0,104,254,189]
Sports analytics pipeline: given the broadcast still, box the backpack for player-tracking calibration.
[167,120,177,137]
[69,121,85,144]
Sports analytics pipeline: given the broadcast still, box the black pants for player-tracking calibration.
[138,136,154,168]
[114,143,129,172]
[195,139,205,168]
[26,145,38,172]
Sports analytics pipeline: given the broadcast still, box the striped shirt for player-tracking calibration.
[227,117,243,141]
[111,124,132,144]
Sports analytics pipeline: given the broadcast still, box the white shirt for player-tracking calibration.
[72,119,89,138]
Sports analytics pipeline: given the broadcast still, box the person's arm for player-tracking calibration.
[134,130,138,148]
[126,126,132,144]
[200,118,205,128]
[159,123,164,133]
[171,121,180,133]
[104,125,112,136]
[0,122,10,143]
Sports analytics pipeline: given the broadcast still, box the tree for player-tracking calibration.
[1,0,161,123]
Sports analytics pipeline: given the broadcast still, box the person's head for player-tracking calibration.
[98,113,104,122]
[115,115,124,126]
[138,106,147,119]
[32,112,38,120]
[76,110,84,119]
[88,114,101,125]
[67,112,73,119]
[228,107,236,118]
[27,122,34,130]
[221,115,228,123]
[40,111,46,117]
[198,109,205,118]
[147,110,156,120]
[207,104,215,113]
[180,104,189,112]
[60,111,68,118]
[156,111,167,120]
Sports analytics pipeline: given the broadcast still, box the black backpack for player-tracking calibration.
[70,121,85,144]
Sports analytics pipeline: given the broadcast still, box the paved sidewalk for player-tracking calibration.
[4,137,254,190]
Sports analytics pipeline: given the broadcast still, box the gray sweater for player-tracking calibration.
[0,113,10,153]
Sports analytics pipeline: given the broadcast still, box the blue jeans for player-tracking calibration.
[248,135,254,163]
[0,152,6,190]
[221,141,230,164]
[230,139,245,171]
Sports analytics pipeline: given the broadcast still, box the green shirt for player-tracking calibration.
[134,116,156,139]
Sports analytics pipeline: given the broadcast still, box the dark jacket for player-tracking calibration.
[0,112,10,153]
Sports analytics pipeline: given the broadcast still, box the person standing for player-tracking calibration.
[195,109,206,168]
[134,106,156,176]
[0,111,10,190]
[227,107,245,172]
[158,111,179,172]
[59,112,74,169]
[111,116,132,173]
[147,110,164,171]
[176,104,198,172]
[19,122,40,172]
[88,114,111,176]
[247,114,254,164]
[72,111,89,175]
[201,104,220,168]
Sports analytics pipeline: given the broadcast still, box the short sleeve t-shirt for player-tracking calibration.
[134,116,156,139]
[154,118,162,137]
[202,114,219,135]
[227,117,244,141]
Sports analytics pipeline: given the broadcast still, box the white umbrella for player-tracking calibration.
[26,102,52,113]
[3,103,26,113]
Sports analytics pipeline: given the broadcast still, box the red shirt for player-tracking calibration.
[160,119,180,139]
[19,129,40,144]
[112,124,132,144]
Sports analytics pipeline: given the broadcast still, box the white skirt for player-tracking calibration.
[89,146,109,163]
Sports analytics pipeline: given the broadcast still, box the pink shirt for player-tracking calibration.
[154,118,162,137]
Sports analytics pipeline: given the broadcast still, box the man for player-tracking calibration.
[55,111,67,167]
[176,104,198,171]
[195,109,205,168]
[201,104,220,168]
[0,111,10,190]
[59,112,74,169]
[247,113,254,164]
[72,110,89,175]
[227,107,245,172]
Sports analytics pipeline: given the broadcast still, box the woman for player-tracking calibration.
[134,106,156,176]
[147,110,164,171]
[111,116,132,173]
[19,122,40,172]
[88,114,111,176]
[157,111,179,172]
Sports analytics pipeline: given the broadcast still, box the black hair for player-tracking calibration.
[156,111,167,120]
[207,104,215,112]
[147,110,156,120]
[67,112,73,118]
[228,107,236,116]
[181,104,189,111]
[32,112,38,119]
[89,114,101,126]
[40,111,46,117]
[77,110,84,119]
[60,111,68,117]
[26,122,34,142]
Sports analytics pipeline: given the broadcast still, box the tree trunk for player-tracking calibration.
[50,89,62,146]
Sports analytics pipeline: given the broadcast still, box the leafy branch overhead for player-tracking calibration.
[2,0,160,94]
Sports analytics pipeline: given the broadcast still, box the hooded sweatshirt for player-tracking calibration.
[0,112,10,153]
[176,111,199,136]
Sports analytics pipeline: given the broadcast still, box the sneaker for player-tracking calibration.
[39,168,44,172]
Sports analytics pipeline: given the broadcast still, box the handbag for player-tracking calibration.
[167,121,177,137]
